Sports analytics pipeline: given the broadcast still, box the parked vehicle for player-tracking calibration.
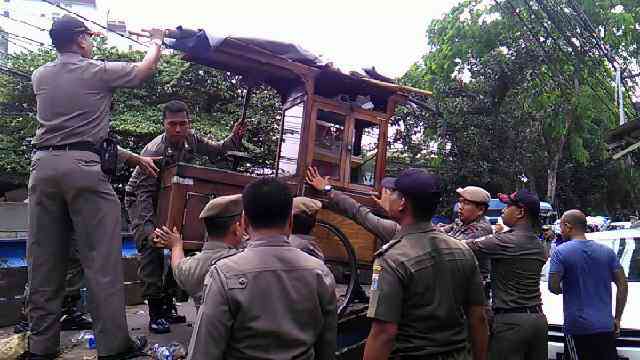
[481,198,557,225]
[607,222,633,231]
[540,229,640,359]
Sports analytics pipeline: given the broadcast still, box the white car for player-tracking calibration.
[541,229,640,359]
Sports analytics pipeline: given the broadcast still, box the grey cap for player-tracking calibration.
[199,194,243,219]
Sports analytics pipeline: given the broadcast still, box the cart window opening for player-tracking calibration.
[312,110,346,180]
[277,103,304,176]
[350,119,379,186]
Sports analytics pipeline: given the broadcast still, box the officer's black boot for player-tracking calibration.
[163,296,186,324]
[147,299,171,334]
[60,294,93,331]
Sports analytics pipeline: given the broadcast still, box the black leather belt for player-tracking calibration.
[35,141,99,155]
[494,305,542,314]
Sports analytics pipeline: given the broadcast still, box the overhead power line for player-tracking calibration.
[40,0,146,46]
[1,13,48,32]
[3,30,45,46]
[0,34,33,52]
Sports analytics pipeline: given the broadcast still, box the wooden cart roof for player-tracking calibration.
[165,28,431,101]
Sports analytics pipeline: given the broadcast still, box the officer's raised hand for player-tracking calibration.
[372,188,393,214]
[306,166,329,191]
[153,226,182,249]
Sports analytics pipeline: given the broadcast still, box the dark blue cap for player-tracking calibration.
[498,190,540,218]
[386,168,442,198]
[50,15,93,44]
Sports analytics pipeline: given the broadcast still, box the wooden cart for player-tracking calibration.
[156,30,430,322]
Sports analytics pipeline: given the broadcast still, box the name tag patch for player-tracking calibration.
[371,263,382,291]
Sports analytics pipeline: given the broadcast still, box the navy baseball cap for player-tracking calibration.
[498,190,540,218]
[384,168,442,198]
[50,15,94,43]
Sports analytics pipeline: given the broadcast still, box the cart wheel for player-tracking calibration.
[316,219,362,317]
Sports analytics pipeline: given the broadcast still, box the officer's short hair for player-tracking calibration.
[203,215,240,238]
[404,192,441,221]
[292,213,316,235]
[243,177,293,230]
[162,100,190,120]
[52,33,84,52]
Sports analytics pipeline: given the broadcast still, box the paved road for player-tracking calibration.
[0,301,197,359]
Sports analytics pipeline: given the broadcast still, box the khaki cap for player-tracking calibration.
[456,186,490,204]
[199,194,243,219]
[292,197,322,216]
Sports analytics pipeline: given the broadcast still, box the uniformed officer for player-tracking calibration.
[306,167,399,244]
[125,100,246,333]
[440,186,493,292]
[27,16,164,359]
[188,177,337,360]
[152,194,243,308]
[463,190,547,360]
[362,169,489,360]
[290,196,325,260]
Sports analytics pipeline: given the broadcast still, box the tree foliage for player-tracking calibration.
[393,0,640,217]
[0,39,282,192]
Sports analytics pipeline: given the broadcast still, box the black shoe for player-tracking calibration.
[18,352,58,360]
[60,312,93,331]
[97,336,148,360]
[164,299,186,324]
[148,318,171,334]
[165,306,186,324]
[14,319,29,334]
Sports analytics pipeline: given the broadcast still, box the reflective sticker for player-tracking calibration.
[371,274,380,291]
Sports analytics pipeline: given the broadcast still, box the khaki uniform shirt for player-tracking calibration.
[125,132,239,244]
[188,235,337,360]
[327,190,399,244]
[31,52,141,161]
[289,234,324,260]
[463,223,546,310]
[441,217,493,281]
[368,222,485,357]
[173,241,239,306]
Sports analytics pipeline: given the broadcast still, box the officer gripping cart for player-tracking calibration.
[125,100,246,334]
[463,190,548,360]
[361,169,489,360]
[152,194,243,309]
[188,178,337,360]
[27,15,164,359]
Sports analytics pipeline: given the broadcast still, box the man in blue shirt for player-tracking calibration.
[549,209,629,360]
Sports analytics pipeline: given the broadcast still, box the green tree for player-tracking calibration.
[0,40,282,192]
[395,0,639,215]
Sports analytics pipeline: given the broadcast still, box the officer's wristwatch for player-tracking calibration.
[323,184,333,194]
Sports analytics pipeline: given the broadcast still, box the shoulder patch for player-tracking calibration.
[226,275,248,289]
[375,238,402,257]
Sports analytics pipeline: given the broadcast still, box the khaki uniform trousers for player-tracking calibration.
[489,313,548,360]
[27,150,130,356]
[23,246,84,314]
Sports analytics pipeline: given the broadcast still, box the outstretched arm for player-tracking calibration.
[306,167,400,243]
